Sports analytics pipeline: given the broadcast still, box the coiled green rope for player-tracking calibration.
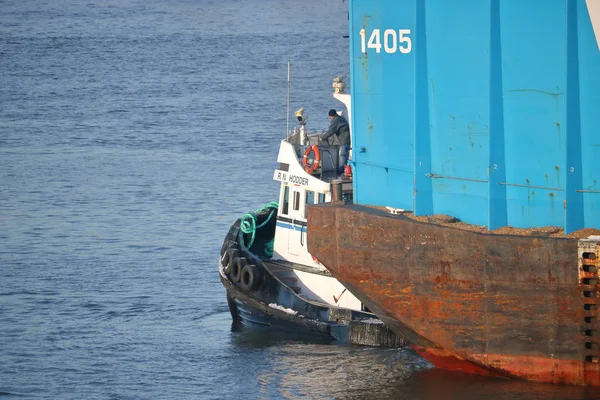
[240,201,279,255]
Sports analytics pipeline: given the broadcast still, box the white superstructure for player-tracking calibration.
[269,78,361,311]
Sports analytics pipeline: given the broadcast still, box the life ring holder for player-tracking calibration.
[303,145,321,174]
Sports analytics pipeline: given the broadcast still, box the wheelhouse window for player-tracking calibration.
[306,190,315,205]
[281,186,290,215]
[304,190,315,218]
[318,192,326,204]
[293,191,301,211]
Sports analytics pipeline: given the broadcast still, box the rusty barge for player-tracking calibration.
[304,0,600,386]
[308,204,600,385]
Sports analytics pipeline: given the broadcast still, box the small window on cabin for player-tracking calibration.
[293,191,301,211]
[281,186,290,215]
[318,192,326,204]
[304,191,315,218]
[306,191,315,205]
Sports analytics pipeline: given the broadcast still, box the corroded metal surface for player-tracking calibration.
[307,203,600,386]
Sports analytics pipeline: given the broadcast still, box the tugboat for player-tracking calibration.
[218,78,401,347]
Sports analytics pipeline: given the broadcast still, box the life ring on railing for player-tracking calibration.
[303,145,321,174]
[240,264,260,291]
[230,257,246,283]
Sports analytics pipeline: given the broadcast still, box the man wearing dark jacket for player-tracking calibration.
[320,109,350,174]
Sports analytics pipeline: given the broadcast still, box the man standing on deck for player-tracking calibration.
[319,109,350,175]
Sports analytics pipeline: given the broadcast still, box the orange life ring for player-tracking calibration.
[303,145,321,174]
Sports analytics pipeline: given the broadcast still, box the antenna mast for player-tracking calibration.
[286,60,290,137]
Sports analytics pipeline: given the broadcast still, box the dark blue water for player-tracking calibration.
[1,1,600,398]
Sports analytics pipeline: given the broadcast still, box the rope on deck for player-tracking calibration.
[240,201,279,256]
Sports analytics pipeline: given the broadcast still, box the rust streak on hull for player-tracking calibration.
[307,203,600,386]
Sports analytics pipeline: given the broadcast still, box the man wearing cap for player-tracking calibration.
[319,109,350,175]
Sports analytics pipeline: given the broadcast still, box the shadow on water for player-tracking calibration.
[263,354,600,400]
[253,342,432,399]
[404,368,600,400]
[192,311,600,400]
[229,319,335,349]
[228,318,600,400]
[226,318,434,398]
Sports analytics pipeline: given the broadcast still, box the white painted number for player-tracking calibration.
[367,29,381,53]
[359,28,412,54]
[359,29,366,53]
[399,29,412,53]
[384,29,396,53]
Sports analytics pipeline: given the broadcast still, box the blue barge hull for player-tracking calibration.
[348,0,600,234]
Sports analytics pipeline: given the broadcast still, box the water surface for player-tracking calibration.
[1,1,600,399]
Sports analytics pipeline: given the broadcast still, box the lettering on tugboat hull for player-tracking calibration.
[273,170,309,186]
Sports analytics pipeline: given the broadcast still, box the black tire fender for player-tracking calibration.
[230,257,246,283]
[222,245,239,271]
[221,239,237,258]
[240,264,260,291]
[225,248,240,274]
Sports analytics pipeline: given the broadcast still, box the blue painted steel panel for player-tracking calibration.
[348,0,600,233]
[488,0,508,229]
[501,0,567,229]
[349,0,416,211]
[424,0,490,222]
[577,0,600,229]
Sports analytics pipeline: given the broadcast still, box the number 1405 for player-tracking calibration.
[359,28,412,54]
